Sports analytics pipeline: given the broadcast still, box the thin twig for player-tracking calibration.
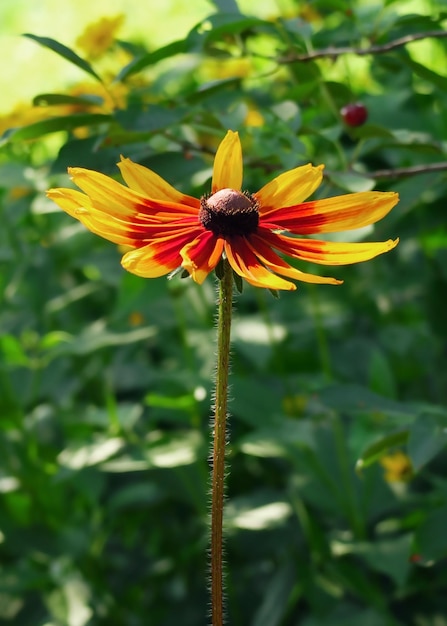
[279,30,447,63]
[364,161,447,180]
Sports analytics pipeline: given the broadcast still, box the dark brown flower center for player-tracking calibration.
[199,188,259,237]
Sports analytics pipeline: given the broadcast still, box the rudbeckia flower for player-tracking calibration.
[47,130,398,291]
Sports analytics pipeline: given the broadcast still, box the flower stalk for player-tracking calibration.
[211,258,233,626]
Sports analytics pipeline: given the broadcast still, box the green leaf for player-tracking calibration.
[33,93,103,107]
[23,33,102,81]
[327,171,376,193]
[415,505,447,561]
[368,347,398,399]
[114,105,185,133]
[357,535,412,587]
[50,137,121,173]
[58,437,125,470]
[252,560,297,626]
[239,418,316,458]
[187,13,270,50]
[0,335,29,367]
[408,414,447,471]
[357,431,408,471]
[401,56,447,91]
[115,39,189,81]
[316,384,416,419]
[209,0,241,12]
[4,114,112,142]
[233,271,243,293]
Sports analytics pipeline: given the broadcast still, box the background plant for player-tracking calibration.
[1,1,447,625]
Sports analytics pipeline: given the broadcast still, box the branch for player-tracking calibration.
[365,161,447,180]
[280,30,447,63]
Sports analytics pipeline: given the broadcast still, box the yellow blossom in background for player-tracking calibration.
[380,451,413,483]
[282,394,308,416]
[8,186,33,201]
[202,58,253,81]
[128,312,145,327]
[0,102,51,137]
[76,15,125,60]
[66,80,128,113]
[244,106,265,128]
[298,4,322,22]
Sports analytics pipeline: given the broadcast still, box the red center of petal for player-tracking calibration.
[199,188,259,237]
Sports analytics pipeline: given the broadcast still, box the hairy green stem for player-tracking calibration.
[211,259,233,626]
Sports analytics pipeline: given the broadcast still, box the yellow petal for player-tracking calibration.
[67,166,199,220]
[265,230,399,265]
[180,231,224,284]
[247,234,343,284]
[224,238,296,291]
[47,188,134,246]
[121,228,201,278]
[118,157,199,208]
[47,187,199,247]
[67,167,149,217]
[212,130,243,193]
[255,164,324,214]
[278,238,399,265]
[265,191,399,234]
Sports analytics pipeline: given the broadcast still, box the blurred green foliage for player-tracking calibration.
[1,0,447,624]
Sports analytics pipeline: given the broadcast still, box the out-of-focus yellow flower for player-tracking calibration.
[67,80,128,112]
[282,394,308,416]
[9,186,33,200]
[0,102,50,136]
[298,4,322,22]
[76,15,124,60]
[128,312,144,326]
[244,106,264,128]
[380,451,413,483]
[203,58,253,81]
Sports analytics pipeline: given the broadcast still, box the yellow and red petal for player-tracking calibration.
[67,167,198,220]
[263,191,399,234]
[247,234,343,284]
[224,238,296,291]
[255,164,324,214]
[121,227,203,278]
[212,130,243,193]
[47,187,199,247]
[180,231,224,284]
[118,157,200,208]
[259,229,399,265]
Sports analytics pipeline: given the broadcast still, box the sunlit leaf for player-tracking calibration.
[23,34,102,80]
[4,114,111,142]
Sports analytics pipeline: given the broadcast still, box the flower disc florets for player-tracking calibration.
[199,188,259,237]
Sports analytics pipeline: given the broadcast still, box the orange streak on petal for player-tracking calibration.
[118,157,200,208]
[180,231,224,284]
[255,164,324,214]
[212,130,243,193]
[263,191,399,234]
[224,237,296,291]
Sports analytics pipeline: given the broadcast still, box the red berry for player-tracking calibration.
[341,102,368,127]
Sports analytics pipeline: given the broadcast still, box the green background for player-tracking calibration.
[1,0,447,624]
